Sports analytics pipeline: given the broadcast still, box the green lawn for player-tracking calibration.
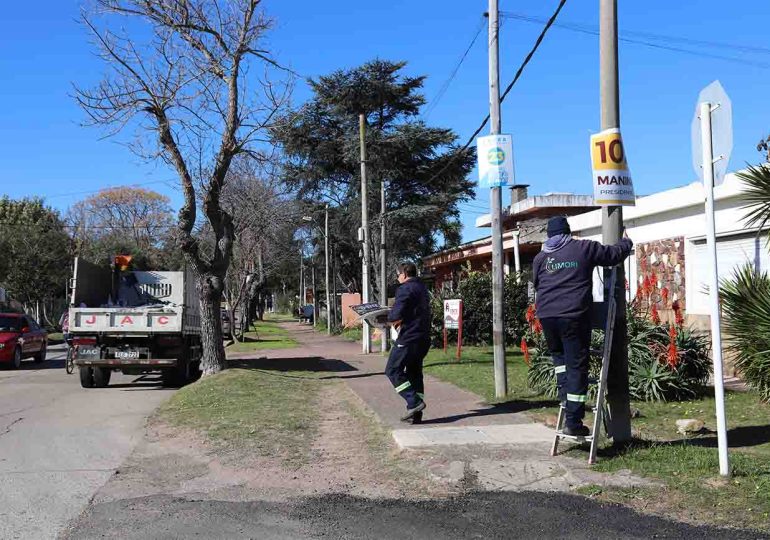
[226,317,298,353]
[423,344,770,532]
[157,368,321,466]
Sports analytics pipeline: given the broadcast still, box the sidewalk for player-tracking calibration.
[237,322,655,492]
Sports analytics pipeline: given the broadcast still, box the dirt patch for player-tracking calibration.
[93,381,442,506]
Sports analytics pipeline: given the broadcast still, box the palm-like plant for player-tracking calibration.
[720,163,770,402]
[738,164,770,242]
[720,264,770,402]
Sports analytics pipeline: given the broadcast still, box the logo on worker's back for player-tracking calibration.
[545,256,578,274]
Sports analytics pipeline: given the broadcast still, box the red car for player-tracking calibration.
[0,313,48,369]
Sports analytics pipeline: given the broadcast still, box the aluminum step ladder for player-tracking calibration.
[550,267,618,465]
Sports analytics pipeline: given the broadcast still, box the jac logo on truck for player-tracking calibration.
[157,316,170,325]
[119,316,134,325]
[85,315,97,325]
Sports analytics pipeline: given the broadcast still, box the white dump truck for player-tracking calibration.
[68,257,201,388]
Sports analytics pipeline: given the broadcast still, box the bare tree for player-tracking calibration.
[75,0,291,374]
[222,158,298,340]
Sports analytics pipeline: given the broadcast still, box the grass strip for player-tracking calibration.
[157,368,321,466]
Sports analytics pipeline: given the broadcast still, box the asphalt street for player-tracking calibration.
[65,491,767,539]
[0,345,175,539]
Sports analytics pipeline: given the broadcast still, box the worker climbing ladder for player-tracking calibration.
[550,266,619,465]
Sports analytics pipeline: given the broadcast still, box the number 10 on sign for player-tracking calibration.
[590,128,636,206]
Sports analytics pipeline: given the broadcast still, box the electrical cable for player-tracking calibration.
[425,0,569,187]
[500,11,770,69]
[423,16,487,119]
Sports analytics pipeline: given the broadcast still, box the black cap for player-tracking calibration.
[546,216,571,238]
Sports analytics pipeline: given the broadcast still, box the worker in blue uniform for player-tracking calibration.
[533,216,633,436]
[386,262,431,424]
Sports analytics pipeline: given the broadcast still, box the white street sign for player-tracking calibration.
[692,80,732,186]
[443,299,462,330]
[477,134,514,188]
[590,128,636,206]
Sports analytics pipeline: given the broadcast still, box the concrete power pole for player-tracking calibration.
[488,0,508,399]
[600,0,631,442]
[359,113,372,354]
[380,179,389,352]
[325,204,331,335]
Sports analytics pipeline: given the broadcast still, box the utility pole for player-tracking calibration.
[299,248,304,314]
[325,204,331,335]
[359,113,372,354]
[380,179,389,352]
[600,0,631,442]
[488,0,507,399]
[312,263,317,327]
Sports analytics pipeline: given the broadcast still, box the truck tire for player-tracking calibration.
[79,366,94,388]
[93,367,112,388]
[162,359,191,387]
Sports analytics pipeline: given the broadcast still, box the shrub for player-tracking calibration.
[721,264,770,402]
[525,300,711,402]
[429,268,528,348]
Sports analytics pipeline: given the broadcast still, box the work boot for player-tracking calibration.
[562,424,590,437]
[400,401,426,422]
[410,411,423,425]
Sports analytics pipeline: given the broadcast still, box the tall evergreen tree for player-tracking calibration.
[273,60,475,297]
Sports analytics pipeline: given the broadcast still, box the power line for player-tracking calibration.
[423,16,487,119]
[426,0,569,186]
[500,11,770,69]
[44,179,179,200]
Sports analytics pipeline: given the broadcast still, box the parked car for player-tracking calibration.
[0,313,48,369]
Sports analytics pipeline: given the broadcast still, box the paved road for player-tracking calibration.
[65,492,767,539]
[0,345,175,539]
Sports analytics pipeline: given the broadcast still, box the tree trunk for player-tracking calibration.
[198,274,227,375]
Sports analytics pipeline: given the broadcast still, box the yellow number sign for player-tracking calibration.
[590,128,636,206]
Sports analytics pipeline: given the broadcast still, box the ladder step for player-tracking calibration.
[554,432,594,443]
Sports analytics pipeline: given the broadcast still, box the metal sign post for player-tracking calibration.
[693,81,732,477]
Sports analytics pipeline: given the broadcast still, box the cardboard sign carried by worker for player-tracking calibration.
[590,128,636,206]
[349,302,391,329]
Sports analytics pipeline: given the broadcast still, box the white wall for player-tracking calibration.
[568,173,766,314]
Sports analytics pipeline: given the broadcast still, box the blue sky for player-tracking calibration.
[1,0,768,243]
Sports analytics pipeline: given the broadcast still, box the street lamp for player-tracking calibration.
[302,206,331,335]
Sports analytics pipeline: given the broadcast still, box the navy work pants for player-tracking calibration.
[540,316,592,429]
[385,339,429,409]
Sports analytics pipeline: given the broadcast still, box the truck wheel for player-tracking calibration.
[161,368,178,387]
[11,347,22,369]
[34,342,47,363]
[93,367,112,388]
[79,366,94,388]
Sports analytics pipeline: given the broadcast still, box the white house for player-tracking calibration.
[567,171,767,328]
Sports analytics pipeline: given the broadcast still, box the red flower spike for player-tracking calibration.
[661,287,669,304]
[668,324,678,340]
[521,338,531,366]
[667,341,679,368]
[533,318,543,334]
[526,304,536,325]
[651,304,661,325]
[675,308,685,327]
[651,270,658,286]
